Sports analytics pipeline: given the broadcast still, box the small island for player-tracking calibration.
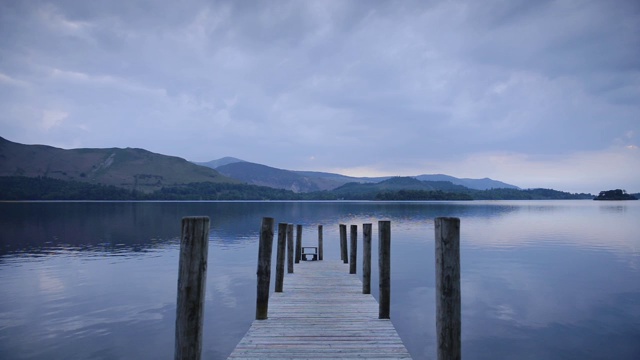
[594,189,638,200]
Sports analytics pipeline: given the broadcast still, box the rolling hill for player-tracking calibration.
[195,156,245,169]
[215,161,343,193]
[0,136,237,193]
[200,157,520,192]
[0,138,593,201]
[331,177,471,198]
[414,174,519,190]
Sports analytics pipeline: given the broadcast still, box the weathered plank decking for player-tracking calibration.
[228,260,412,359]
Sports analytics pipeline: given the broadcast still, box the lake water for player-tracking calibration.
[0,200,639,359]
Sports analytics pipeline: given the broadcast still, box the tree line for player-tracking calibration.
[0,176,596,201]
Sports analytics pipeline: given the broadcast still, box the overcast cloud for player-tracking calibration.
[1,0,638,193]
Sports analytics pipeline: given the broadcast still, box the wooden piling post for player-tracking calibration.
[256,217,275,320]
[378,220,391,319]
[175,216,210,360]
[350,225,358,274]
[275,223,287,293]
[295,225,302,263]
[339,224,348,264]
[363,223,372,294]
[318,225,324,261]
[287,224,294,274]
[435,217,461,360]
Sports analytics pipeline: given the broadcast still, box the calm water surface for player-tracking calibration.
[0,201,639,359]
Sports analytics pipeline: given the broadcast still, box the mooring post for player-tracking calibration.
[435,217,461,360]
[175,216,210,360]
[363,223,372,294]
[318,225,324,261]
[295,225,302,263]
[256,217,275,320]
[350,224,358,274]
[339,224,348,264]
[275,223,287,293]
[378,220,391,319]
[287,224,294,273]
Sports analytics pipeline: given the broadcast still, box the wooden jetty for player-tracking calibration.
[227,259,412,359]
[175,218,461,360]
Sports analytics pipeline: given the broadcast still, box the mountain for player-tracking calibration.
[202,157,520,192]
[215,162,343,193]
[292,171,383,184]
[292,171,519,190]
[195,157,245,169]
[332,177,471,198]
[330,177,591,200]
[0,138,590,201]
[204,160,381,192]
[1,138,588,201]
[414,174,519,190]
[202,156,522,191]
[0,136,236,193]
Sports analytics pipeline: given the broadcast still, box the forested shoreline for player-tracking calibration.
[0,176,598,201]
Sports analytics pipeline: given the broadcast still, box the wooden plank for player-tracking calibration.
[228,260,412,359]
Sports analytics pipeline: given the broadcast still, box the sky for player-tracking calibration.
[1,0,639,194]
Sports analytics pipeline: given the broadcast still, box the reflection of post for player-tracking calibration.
[362,223,372,294]
[435,217,461,360]
[287,224,294,274]
[256,217,274,320]
[295,225,302,263]
[339,224,348,264]
[349,225,358,274]
[275,223,287,293]
[318,225,324,261]
[175,216,210,360]
[378,220,390,319]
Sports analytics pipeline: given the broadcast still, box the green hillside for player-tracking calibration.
[331,177,470,199]
[327,177,592,200]
[0,136,237,193]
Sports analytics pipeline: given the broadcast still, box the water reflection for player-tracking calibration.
[0,201,639,359]
[599,204,629,214]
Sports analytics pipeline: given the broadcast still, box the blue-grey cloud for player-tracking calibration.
[0,0,639,193]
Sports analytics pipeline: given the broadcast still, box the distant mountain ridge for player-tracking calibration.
[199,157,520,192]
[414,174,518,190]
[215,161,343,193]
[195,157,244,169]
[332,177,471,198]
[0,136,236,193]
[0,137,521,196]
[0,138,596,201]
